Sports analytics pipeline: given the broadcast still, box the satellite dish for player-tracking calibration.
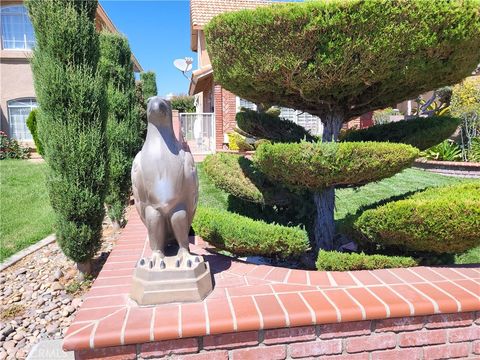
[174,58,193,73]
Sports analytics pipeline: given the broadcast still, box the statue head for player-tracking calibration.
[147,97,172,127]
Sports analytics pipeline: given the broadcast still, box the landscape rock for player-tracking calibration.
[14,268,27,276]
[0,216,121,360]
[51,282,64,291]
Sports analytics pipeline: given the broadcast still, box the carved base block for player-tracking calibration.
[130,255,213,305]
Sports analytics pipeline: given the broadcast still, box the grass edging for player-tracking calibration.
[0,234,56,272]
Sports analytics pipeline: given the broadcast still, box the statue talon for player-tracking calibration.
[159,260,166,270]
[152,251,164,268]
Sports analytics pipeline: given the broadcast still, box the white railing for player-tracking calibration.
[179,113,215,154]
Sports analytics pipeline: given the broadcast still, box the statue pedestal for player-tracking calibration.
[130,255,213,305]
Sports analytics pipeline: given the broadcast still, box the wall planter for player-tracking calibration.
[413,159,480,178]
[64,211,480,359]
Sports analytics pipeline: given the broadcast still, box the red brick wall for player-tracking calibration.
[214,85,224,150]
[75,311,480,359]
[213,85,237,150]
[221,88,237,135]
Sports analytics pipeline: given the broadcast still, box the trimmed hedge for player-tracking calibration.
[254,141,419,190]
[193,206,310,258]
[316,250,417,271]
[355,182,480,254]
[203,153,295,206]
[236,109,317,143]
[340,116,460,151]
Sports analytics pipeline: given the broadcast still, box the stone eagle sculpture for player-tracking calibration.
[131,97,199,269]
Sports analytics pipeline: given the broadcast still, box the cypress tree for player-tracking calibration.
[140,71,158,99]
[26,0,108,274]
[135,81,148,136]
[99,31,143,229]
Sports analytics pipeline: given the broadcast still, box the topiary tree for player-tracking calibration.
[140,71,157,99]
[204,0,480,251]
[26,0,108,274]
[99,31,143,229]
[25,109,44,156]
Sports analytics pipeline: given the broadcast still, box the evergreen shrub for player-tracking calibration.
[254,141,419,190]
[236,109,317,143]
[26,0,108,265]
[316,250,417,271]
[355,182,480,254]
[99,31,143,226]
[140,71,157,99]
[340,116,460,151]
[193,206,309,258]
[25,109,44,156]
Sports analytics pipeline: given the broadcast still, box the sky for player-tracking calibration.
[100,0,197,98]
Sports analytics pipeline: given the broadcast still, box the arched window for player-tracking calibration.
[7,98,37,141]
[1,5,35,50]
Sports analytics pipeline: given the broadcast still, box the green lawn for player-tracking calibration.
[0,160,55,261]
[198,165,464,216]
[335,168,464,226]
[1,160,476,263]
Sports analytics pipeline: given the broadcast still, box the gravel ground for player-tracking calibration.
[0,216,125,360]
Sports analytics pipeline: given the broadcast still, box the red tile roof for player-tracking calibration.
[191,0,272,29]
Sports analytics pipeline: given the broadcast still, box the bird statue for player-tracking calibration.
[131,97,199,270]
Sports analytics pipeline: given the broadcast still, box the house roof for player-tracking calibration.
[189,65,213,95]
[190,0,272,51]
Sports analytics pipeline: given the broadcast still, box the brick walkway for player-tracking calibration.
[63,210,480,352]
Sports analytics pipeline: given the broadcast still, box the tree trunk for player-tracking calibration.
[313,187,336,250]
[77,259,92,280]
[314,112,344,250]
[322,112,345,142]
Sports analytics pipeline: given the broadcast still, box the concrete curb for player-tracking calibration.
[0,234,56,272]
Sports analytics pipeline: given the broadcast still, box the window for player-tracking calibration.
[8,99,37,141]
[1,5,35,50]
[238,98,257,111]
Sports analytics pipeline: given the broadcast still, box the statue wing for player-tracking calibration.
[184,151,199,225]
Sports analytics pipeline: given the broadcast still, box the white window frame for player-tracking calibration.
[7,98,37,141]
[1,5,35,51]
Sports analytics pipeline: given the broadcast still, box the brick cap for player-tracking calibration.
[63,211,480,351]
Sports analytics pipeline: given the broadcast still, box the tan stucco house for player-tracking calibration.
[0,1,143,147]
